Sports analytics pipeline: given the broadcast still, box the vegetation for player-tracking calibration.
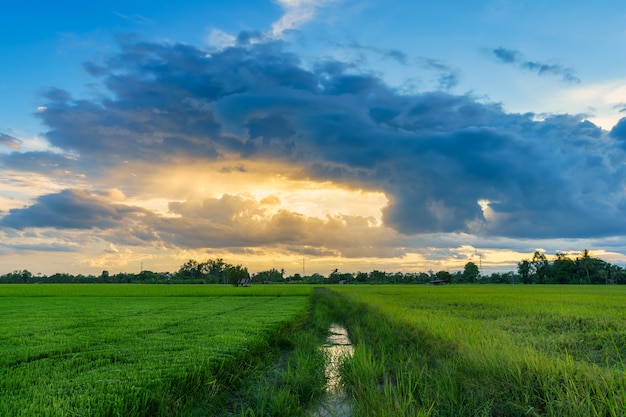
[515,250,623,284]
[321,285,626,416]
[4,282,626,415]
[6,274,626,417]
[2,250,624,286]
[0,285,329,416]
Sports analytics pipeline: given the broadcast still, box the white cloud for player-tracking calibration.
[207,28,237,50]
[552,78,626,130]
[206,1,340,48]
[270,0,339,38]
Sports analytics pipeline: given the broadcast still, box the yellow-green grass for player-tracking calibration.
[6,283,626,416]
[327,285,626,416]
[0,285,312,416]
[0,283,313,297]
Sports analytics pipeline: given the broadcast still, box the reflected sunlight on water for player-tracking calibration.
[312,325,354,417]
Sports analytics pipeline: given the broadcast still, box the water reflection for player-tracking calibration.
[312,325,354,417]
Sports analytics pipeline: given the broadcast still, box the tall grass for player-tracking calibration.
[321,285,626,416]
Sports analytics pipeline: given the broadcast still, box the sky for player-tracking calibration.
[2,0,626,276]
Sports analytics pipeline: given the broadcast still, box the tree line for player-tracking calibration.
[1,250,623,285]
[514,250,624,285]
[0,259,252,285]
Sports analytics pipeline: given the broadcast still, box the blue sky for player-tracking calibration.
[2,0,626,275]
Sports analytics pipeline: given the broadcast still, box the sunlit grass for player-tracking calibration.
[325,285,626,416]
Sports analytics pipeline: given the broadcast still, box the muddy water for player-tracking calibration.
[311,325,354,417]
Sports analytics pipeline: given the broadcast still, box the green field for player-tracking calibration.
[0,285,314,416]
[328,285,626,416]
[3,284,626,416]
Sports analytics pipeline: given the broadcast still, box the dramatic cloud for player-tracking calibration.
[492,47,581,83]
[1,189,403,258]
[610,117,626,144]
[158,194,403,257]
[0,189,149,230]
[3,35,626,272]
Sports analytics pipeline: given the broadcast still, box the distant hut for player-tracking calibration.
[236,277,253,287]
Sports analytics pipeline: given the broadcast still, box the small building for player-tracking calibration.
[426,279,448,286]
[236,278,253,287]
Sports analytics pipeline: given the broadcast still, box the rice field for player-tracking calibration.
[0,284,312,416]
[327,285,626,416]
[4,283,626,416]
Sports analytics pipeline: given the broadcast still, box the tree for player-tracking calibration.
[355,271,368,283]
[575,250,608,284]
[391,272,404,284]
[578,249,592,284]
[304,273,325,284]
[531,251,550,284]
[462,262,480,283]
[20,270,33,283]
[254,268,282,282]
[605,264,623,284]
[518,260,531,284]
[435,270,452,282]
[254,268,284,283]
[501,272,514,284]
[368,270,388,283]
[224,264,250,286]
[177,259,201,280]
[415,272,430,284]
[552,253,576,284]
[328,269,353,284]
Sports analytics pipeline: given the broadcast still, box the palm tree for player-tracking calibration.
[578,249,591,284]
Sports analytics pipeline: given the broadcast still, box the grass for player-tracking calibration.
[322,285,626,416]
[0,283,313,297]
[0,284,317,416]
[4,283,626,416]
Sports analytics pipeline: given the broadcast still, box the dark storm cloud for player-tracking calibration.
[609,117,626,143]
[24,37,626,241]
[492,47,580,83]
[0,189,148,230]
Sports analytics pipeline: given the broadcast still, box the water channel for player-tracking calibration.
[311,325,354,417]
